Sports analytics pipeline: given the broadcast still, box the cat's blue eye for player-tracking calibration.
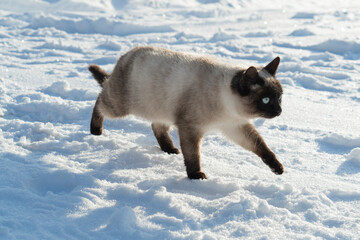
[278,96,282,103]
[262,97,270,104]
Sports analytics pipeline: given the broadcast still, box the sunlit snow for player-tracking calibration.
[0,0,359,239]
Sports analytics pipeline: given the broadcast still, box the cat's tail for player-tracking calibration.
[88,64,110,87]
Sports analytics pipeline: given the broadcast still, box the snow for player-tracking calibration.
[0,0,360,239]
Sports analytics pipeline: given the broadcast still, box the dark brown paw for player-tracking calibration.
[163,147,180,155]
[262,153,284,175]
[271,163,284,175]
[187,171,207,180]
[90,127,102,135]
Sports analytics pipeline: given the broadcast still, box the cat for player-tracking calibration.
[88,46,284,179]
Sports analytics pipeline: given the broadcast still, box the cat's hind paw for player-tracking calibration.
[90,127,103,135]
[160,146,180,154]
[165,148,180,154]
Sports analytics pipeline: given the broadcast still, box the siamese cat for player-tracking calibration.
[88,46,284,179]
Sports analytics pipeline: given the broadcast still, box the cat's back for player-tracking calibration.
[109,46,230,123]
[121,46,231,87]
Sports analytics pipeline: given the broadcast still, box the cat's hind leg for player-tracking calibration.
[90,98,104,135]
[151,123,180,154]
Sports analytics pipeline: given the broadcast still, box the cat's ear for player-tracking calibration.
[244,66,258,83]
[265,57,280,75]
[237,67,262,96]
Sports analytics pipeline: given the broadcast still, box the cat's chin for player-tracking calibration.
[260,110,282,119]
[261,114,280,119]
[251,111,281,119]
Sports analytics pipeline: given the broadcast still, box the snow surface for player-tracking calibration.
[1,0,360,239]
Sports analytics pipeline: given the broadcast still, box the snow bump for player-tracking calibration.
[28,15,175,36]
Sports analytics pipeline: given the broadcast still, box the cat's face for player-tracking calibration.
[248,77,283,119]
[233,57,283,119]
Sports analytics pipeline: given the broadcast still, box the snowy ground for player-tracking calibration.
[1,0,360,239]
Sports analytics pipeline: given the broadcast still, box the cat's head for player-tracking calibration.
[232,57,283,119]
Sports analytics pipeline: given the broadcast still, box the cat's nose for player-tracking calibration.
[275,107,282,116]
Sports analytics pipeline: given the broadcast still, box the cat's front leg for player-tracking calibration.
[177,125,206,179]
[260,149,284,175]
[221,123,284,175]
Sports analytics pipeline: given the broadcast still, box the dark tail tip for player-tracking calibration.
[88,64,110,87]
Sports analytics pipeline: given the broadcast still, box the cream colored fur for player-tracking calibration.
[90,46,284,179]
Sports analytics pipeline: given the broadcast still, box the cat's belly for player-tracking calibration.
[131,104,176,125]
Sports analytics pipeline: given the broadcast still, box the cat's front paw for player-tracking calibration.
[262,154,284,175]
[187,171,207,180]
[271,163,284,175]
